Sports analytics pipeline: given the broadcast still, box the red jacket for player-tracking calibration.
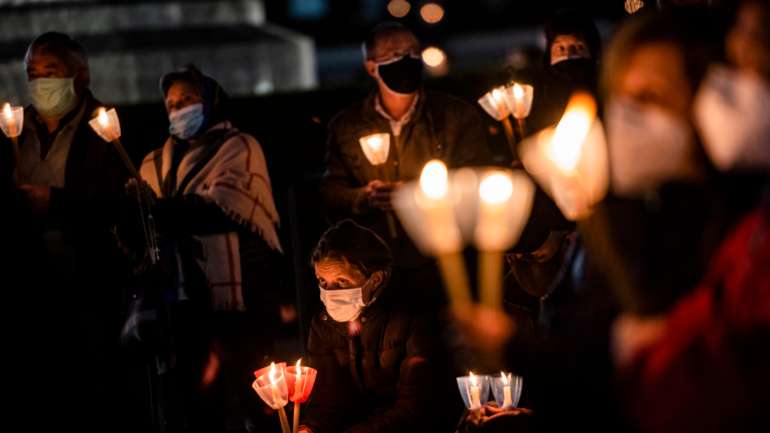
[622,205,770,433]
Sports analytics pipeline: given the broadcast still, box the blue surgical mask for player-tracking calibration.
[168,103,205,140]
[28,77,78,118]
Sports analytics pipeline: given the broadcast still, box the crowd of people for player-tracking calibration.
[2,1,769,433]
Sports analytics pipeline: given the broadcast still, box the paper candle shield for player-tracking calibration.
[456,374,491,410]
[1,104,23,138]
[89,107,122,142]
[519,93,609,221]
[359,133,391,166]
[285,365,317,403]
[491,372,523,409]
[252,362,289,410]
[503,83,534,119]
[478,87,510,121]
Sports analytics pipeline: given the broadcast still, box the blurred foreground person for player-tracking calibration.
[613,2,770,432]
[299,220,435,433]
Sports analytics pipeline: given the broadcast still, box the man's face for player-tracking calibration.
[165,81,203,115]
[365,31,420,78]
[550,34,591,65]
[315,259,367,292]
[25,50,73,81]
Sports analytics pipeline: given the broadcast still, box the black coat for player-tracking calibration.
[302,290,435,433]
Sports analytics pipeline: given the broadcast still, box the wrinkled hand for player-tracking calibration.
[453,305,516,360]
[459,403,534,433]
[297,427,313,433]
[364,180,401,211]
[18,184,51,215]
[125,178,157,202]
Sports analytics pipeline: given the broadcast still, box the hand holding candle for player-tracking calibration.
[360,133,399,238]
[88,106,143,180]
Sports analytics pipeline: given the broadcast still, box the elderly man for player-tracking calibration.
[0,32,130,430]
[321,21,492,306]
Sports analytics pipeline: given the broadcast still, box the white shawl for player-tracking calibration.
[140,121,282,311]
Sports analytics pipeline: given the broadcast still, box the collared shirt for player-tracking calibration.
[373,93,419,137]
[17,100,87,188]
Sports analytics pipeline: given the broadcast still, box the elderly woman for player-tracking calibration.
[135,64,285,431]
[299,220,434,433]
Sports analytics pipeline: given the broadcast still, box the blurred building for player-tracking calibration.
[0,0,317,105]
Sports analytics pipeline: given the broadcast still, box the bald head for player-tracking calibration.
[362,21,420,62]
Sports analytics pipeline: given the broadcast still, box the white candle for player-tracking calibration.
[269,362,282,405]
[294,359,304,399]
[359,133,390,166]
[1,102,23,138]
[501,372,512,408]
[469,372,481,410]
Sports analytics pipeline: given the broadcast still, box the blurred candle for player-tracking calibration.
[1,102,23,138]
[359,133,390,166]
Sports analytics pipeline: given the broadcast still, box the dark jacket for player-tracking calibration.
[302,290,434,433]
[2,91,129,264]
[320,89,493,267]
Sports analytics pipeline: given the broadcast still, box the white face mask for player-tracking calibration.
[319,287,366,323]
[694,66,770,172]
[28,77,78,118]
[606,97,697,197]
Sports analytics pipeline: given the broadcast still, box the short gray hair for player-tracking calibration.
[24,32,89,76]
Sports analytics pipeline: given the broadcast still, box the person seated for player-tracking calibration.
[299,219,434,433]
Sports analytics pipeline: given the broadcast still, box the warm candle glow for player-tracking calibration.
[513,83,524,100]
[469,371,477,386]
[3,103,11,119]
[422,46,446,67]
[501,371,510,385]
[97,107,109,127]
[549,93,597,174]
[295,359,302,380]
[419,159,448,200]
[269,362,278,385]
[359,133,390,166]
[479,172,513,205]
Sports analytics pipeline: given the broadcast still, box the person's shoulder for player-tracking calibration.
[329,98,369,129]
[424,89,476,111]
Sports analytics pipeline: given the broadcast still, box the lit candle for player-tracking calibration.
[475,170,535,308]
[518,92,608,221]
[359,132,398,238]
[417,160,471,308]
[506,83,534,120]
[269,363,292,433]
[253,362,291,433]
[293,359,304,400]
[359,133,390,166]
[1,102,23,138]
[501,372,513,408]
[478,87,510,121]
[469,371,481,410]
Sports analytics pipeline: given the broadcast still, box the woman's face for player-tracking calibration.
[315,259,367,291]
[165,81,203,115]
[613,41,692,119]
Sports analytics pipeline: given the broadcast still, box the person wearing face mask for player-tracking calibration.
[611,2,770,432]
[320,21,492,309]
[298,220,435,433]
[528,9,602,132]
[0,32,133,431]
[133,64,287,432]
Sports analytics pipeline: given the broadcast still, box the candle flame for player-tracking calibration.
[2,103,11,119]
[479,172,513,205]
[296,359,302,379]
[366,135,383,151]
[268,362,278,385]
[501,371,510,385]
[549,92,597,174]
[97,107,109,127]
[491,88,504,105]
[513,83,524,100]
[419,159,448,200]
[469,371,477,386]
